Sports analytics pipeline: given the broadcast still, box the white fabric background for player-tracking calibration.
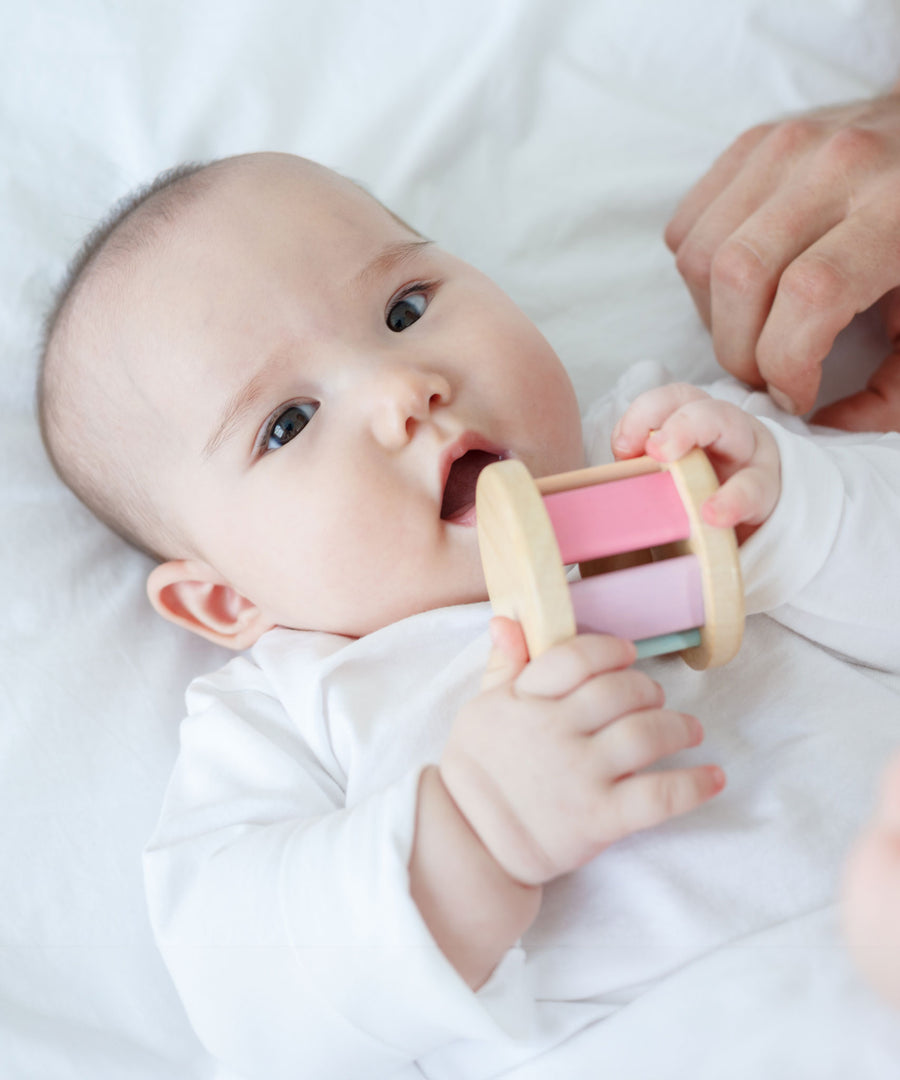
[2,2,900,1077]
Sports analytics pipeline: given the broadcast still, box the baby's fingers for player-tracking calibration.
[612,765,725,838]
[612,383,709,458]
[702,464,779,530]
[644,398,757,467]
[595,709,704,779]
[515,634,636,699]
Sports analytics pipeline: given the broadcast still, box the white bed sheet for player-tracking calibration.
[3,2,900,1077]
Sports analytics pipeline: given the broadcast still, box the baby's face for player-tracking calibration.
[125,154,584,639]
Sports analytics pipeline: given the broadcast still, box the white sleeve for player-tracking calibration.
[143,660,533,1080]
[715,388,900,672]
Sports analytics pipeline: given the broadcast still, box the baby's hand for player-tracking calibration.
[611,383,781,540]
[439,618,724,886]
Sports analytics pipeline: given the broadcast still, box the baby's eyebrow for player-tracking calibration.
[351,239,433,294]
[203,366,274,461]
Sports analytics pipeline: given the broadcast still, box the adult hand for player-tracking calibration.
[665,87,900,430]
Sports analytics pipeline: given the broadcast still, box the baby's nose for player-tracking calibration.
[369,365,452,449]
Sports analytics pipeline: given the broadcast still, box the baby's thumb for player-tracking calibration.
[481,616,530,691]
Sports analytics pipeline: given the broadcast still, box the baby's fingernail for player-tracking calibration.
[701,497,723,526]
[708,765,726,793]
[767,384,796,414]
[611,424,628,452]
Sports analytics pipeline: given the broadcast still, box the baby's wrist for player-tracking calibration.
[412,766,541,987]
[432,763,544,889]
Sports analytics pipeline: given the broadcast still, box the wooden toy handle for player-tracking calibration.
[664,449,743,669]
[476,458,575,658]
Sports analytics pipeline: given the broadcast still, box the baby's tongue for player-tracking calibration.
[440,450,499,520]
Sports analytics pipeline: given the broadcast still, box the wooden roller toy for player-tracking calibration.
[475,450,744,669]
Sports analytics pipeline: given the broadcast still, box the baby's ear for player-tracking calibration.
[146,560,274,651]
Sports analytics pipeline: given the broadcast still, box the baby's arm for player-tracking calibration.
[610,382,781,541]
[410,619,724,989]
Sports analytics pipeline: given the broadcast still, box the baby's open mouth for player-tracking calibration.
[440,449,504,523]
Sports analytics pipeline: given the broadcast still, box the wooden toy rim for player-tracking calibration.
[477,452,744,669]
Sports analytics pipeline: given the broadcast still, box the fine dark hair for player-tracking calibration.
[36,160,226,561]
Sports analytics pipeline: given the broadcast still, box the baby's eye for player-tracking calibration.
[386,291,427,332]
[264,402,319,452]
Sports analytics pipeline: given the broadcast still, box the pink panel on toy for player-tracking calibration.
[570,554,704,640]
[542,471,690,564]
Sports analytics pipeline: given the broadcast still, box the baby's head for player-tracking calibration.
[39,152,584,646]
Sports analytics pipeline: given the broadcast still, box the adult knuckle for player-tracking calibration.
[820,125,886,177]
[733,122,774,155]
[711,237,770,295]
[674,238,712,290]
[882,174,900,216]
[663,215,685,253]
[780,254,846,310]
[765,117,820,158]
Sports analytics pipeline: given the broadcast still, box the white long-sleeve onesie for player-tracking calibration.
[144,363,900,1080]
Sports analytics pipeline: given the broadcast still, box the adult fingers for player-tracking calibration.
[811,353,900,432]
[757,205,900,414]
[707,173,847,387]
[665,123,773,254]
[814,289,900,431]
[668,120,822,327]
[879,285,900,349]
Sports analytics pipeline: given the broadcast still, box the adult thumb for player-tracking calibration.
[815,288,900,431]
[481,616,530,691]
[811,352,900,432]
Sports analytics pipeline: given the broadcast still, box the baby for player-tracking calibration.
[39,152,900,1079]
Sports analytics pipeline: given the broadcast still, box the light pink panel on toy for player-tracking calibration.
[569,554,704,640]
[542,471,689,565]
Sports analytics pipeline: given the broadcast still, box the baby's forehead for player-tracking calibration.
[104,154,357,274]
[166,153,377,233]
[64,153,414,402]
[74,155,341,331]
